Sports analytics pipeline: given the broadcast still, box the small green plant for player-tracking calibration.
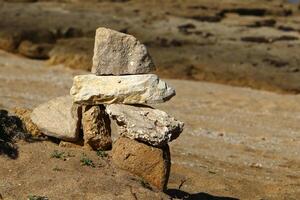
[51,150,65,159]
[96,150,108,158]
[52,166,63,171]
[27,195,48,200]
[80,154,95,167]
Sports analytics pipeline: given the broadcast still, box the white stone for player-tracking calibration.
[30,96,81,141]
[106,104,184,146]
[70,74,175,105]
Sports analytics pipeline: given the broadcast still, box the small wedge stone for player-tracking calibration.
[82,105,112,150]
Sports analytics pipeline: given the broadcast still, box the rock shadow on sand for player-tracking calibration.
[0,109,44,159]
[166,189,239,200]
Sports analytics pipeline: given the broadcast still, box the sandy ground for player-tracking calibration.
[0,51,299,199]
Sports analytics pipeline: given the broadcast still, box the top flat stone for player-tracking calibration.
[91,27,155,75]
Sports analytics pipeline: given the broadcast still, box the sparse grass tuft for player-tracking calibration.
[27,195,48,200]
[52,166,63,171]
[50,150,65,159]
[96,150,108,158]
[80,154,95,167]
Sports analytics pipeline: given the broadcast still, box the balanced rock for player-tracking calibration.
[82,105,112,150]
[70,74,175,105]
[112,137,171,191]
[106,104,184,147]
[92,27,155,75]
[31,96,81,141]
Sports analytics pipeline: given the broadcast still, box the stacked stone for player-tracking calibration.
[71,27,184,190]
[30,27,184,191]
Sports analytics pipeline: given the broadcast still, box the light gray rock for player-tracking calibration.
[70,74,175,105]
[30,96,81,141]
[82,105,112,150]
[106,104,184,146]
[91,27,155,75]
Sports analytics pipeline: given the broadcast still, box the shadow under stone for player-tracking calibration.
[0,109,43,159]
[166,189,240,200]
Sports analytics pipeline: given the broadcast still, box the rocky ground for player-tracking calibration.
[0,50,299,199]
[1,0,300,93]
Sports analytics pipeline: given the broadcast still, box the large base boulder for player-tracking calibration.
[82,105,112,150]
[112,137,171,191]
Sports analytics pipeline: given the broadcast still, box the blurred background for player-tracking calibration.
[1,0,300,93]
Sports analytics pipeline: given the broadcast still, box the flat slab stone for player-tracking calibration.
[92,27,155,75]
[106,104,184,146]
[30,96,81,141]
[70,74,175,105]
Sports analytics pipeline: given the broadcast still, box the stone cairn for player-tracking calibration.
[30,27,184,191]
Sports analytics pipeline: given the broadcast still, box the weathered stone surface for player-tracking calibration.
[106,104,184,147]
[30,96,81,141]
[70,74,175,105]
[92,27,155,75]
[112,137,170,191]
[12,107,43,137]
[82,105,112,150]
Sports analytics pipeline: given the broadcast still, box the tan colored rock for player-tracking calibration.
[12,107,43,137]
[82,105,112,150]
[112,137,171,191]
[70,74,175,105]
[106,104,184,147]
[18,40,53,59]
[0,30,22,52]
[30,96,81,141]
[92,27,155,75]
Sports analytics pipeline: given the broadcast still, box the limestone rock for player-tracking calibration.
[112,137,171,191]
[30,96,81,141]
[92,27,155,75]
[106,104,184,147]
[82,105,112,150]
[70,74,175,105]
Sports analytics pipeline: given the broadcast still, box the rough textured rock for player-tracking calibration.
[70,74,175,105]
[106,104,184,147]
[92,27,155,75]
[30,96,81,141]
[82,105,112,150]
[12,107,42,137]
[112,137,171,191]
